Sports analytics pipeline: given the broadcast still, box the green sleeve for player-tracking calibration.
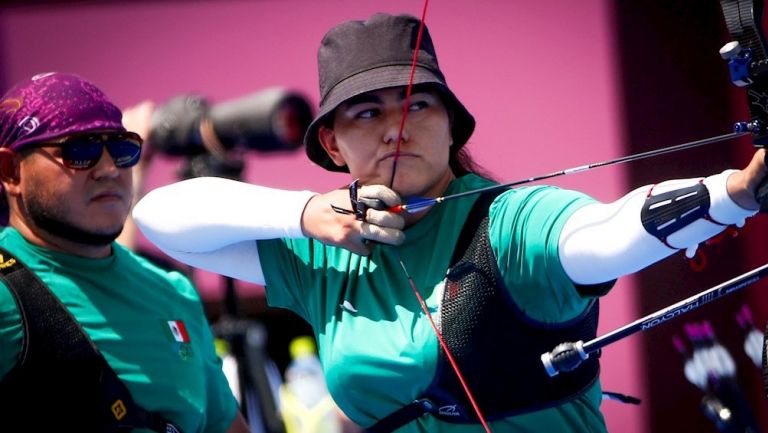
[0,282,22,379]
[257,237,320,321]
[488,186,597,323]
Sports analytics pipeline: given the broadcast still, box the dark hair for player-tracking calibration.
[450,147,493,179]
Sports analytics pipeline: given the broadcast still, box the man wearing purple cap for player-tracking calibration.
[0,73,249,433]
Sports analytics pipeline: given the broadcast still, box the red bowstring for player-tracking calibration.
[387,0,429,188]
[389,1,492,431]
[396,258,493,432]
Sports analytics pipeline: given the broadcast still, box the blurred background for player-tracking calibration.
[1,1,766,432]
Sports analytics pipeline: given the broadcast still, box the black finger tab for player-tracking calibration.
[357,197,387,211]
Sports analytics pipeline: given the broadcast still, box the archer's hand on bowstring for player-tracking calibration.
[301,184,405,256]
[726,148,768,212]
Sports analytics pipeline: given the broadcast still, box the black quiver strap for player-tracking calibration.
[0,247,183,433]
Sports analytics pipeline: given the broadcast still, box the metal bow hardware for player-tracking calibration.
[541,263,768,377]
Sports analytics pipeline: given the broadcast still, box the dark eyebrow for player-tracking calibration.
[343,93,383,107]
[398,85,435,101]
[342,86,435,108]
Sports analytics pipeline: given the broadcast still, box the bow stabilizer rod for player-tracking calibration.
[540,263,768,377]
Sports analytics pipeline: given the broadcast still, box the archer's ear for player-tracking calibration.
[0,148,22,195]
[318,125,347,168]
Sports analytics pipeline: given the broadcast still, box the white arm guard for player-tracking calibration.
[559,170,757,285]
[132,177,316,284]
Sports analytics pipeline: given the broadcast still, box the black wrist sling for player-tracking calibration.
[0,247,183,433]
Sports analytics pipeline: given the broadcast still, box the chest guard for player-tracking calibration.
[368,192,600,433]
[0,247,183,433]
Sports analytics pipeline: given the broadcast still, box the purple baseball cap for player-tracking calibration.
[0,72,126,224]
[0,72,126,151]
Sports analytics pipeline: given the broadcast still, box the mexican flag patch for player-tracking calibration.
[167,320,190,343]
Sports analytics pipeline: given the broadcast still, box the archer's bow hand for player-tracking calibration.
[726,149,768,212]
[302,184,404,256]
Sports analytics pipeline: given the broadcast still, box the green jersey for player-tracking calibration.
[258,174,608,433]
[0,228,238,433]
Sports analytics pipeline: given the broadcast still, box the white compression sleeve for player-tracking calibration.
[558,170,757,285]
[132,177,316,284]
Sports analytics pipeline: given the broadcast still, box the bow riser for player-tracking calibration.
[721,0,768,145]
[716,1,768,208]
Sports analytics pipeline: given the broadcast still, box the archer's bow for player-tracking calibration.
[539,0,768,378]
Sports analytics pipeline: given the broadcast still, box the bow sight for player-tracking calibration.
[720,0,768,145]
[720,0,768,209]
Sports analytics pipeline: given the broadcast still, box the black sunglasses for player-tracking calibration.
[33,132,143,170]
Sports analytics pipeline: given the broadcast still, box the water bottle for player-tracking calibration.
[280,336,341,433]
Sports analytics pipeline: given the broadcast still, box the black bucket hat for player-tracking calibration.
[304,13,476,172]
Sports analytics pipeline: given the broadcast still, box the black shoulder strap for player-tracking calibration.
[0,246,183,433]
[449,190,506,267]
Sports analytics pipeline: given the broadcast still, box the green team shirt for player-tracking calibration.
[0,228,238,433]
[259,174,608,433]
